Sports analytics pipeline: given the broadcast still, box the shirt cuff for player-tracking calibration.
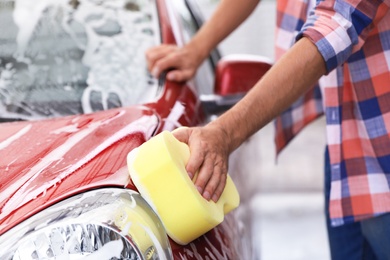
[296,6,360,73]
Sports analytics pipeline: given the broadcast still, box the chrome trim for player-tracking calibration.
[220,54,273,64]
[200,93,246,115]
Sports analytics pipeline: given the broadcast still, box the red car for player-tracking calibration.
[0,0,271,259]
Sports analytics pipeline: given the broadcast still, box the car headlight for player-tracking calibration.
[0,188,173,260]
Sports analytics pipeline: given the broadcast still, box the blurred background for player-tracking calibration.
[197,0,330,259]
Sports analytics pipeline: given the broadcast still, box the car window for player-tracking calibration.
[170,0,215,95]
[0,0,160,121]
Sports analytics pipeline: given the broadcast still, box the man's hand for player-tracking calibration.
[172,125,231,202]
[145,44,204,82]
[170,37,326,203]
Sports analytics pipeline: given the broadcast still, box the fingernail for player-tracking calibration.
[167,73,176,81]
[196,185,202,194]
[203,191,211,201]
[212,194,218,202]
[188,172,193,180]
[152,67,159,78]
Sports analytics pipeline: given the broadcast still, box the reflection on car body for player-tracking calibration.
[0,0,272,259]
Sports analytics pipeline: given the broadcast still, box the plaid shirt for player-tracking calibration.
[274,0,390,226]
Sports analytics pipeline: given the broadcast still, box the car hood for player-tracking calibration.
[0,105,160,234]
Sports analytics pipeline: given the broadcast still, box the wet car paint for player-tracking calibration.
[0,100,244,259]
[0,0,251,259]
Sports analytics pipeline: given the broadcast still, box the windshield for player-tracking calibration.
[0,0,160,121]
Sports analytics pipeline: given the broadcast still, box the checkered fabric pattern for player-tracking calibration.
[274,0,390,226]
[274,0,323,153]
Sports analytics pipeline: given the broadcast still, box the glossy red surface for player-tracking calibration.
[0,79,201,234]
[215,56,272,96]
[0,0,249,258]
[157,0,177,45]
[0,106,158,234]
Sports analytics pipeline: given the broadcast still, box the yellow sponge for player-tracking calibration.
[127,130,240,245]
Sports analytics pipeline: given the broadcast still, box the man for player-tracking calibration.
[146,0,390,258]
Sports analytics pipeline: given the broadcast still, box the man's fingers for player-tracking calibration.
[150,56,177,78]
[172,127,190,143]
[146,44,177,61]
[146,44,198,82]
[211,171,227,202]
[166,69,194,82]
[145,45,177,74]
[191,156,211,195]
[185,139,206,181]
[152,53,184,78]
[198,156,227,202]
[172,126,230,202]
[172,127,199,179]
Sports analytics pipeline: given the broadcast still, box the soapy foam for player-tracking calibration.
[0,0,160,120]
[0,124,31,150]
[0,114,158,219]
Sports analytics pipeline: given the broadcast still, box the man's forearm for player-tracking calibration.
[210,37,327,152]
[188,0,260,59]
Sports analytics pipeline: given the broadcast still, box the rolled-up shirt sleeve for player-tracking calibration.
[297,0,390,73]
